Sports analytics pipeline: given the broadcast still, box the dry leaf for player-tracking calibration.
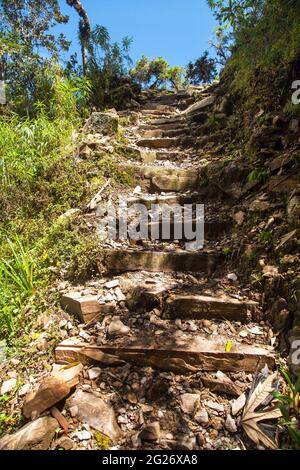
[242,372,281,449]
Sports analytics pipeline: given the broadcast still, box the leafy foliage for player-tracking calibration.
[247,167,270,183]
[0,0,70,113]
[130,56,185,91]
[207,0,300,106]
[186,51,217,84]
[1,237,34,294]
[273,369,300,449]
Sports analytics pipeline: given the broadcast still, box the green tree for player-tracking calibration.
[86,25,135,108]
[0,0,70,112]
[130,56,184,91]
[186,51,217,84]
[65,0,91,74]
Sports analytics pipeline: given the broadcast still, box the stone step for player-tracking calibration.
[147,116,186,126]
[165,293,257,322]
[141,103,177,113]
[120,164,199,192]
[121,147,187,164]
[136,137,182,149]
[55,334,274,373]
[61,293,116,323]
[182,95,216,115]
[126,282,255,323]
[102,249,222,274]
[125,192,202,208]
[111,219,229,246]
[141,109,174,116]
[146,219,231,241]
[139,121,188,132]
[140,128,189,139]
[150,92,191,105]
[155,150,187,161]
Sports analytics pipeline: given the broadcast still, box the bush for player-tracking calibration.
[186,51,217,84]
[130,56,185,91]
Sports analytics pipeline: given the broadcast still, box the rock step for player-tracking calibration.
[165,293,256,322]
[102,249,222,274]
[141,103,177,113]
[123,147,189,163]
[150,92,191,104]
[120,163,199,192]
[126,283,255,323]
[141,109,174,116]
[140,128,189,139]
[146,219,231,242]
[182,95,216,115]
[61,293,116,324]
[139,121,188,132]
[147,116,187,126]
[126,192,203,208]
[55,334,274,373]
[155,150,188,161]
[136,137,182,149]
[114,218,230,243]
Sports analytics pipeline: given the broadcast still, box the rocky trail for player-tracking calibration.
[1,86,295,451]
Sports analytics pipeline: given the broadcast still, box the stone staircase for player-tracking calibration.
[58,88,275,379]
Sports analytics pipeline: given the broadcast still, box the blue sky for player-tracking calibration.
[57,0,217,67]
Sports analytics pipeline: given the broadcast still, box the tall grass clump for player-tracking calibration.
[0,65,91,339]
[1,237,34,295]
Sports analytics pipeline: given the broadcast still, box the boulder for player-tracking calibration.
[0,417,57,450]
[83,112,119,136]
[108,317,131,337]
[23,363,83,419]
[67,389,121,442]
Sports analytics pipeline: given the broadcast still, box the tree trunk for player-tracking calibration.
[66,0,91,74]
[0,57,6,105]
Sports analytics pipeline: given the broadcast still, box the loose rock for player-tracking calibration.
[231,393,246,416]
[0,417,57,450]
[225,414,237,433]
[139,422,160,442]
[67,389,121,442]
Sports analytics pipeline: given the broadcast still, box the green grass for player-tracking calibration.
[1,237,34,295]
[247,168,270,184]
[259,230,274,246]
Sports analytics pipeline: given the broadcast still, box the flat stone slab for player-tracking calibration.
[182,95,216,115]
[148,116,187,126]
[0,417,58,450]
[102,249,222,274]
[142,103,175,112]
[136,137,182,149]
[139,121,187,132]
[140,128,188,139]
[165,293,257,322]
[141,109,171,116]
[146,219,231,242]
[120,164,200,192]
[67,389,121,442]
[61,293,116,323]
[55,334,274,373]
